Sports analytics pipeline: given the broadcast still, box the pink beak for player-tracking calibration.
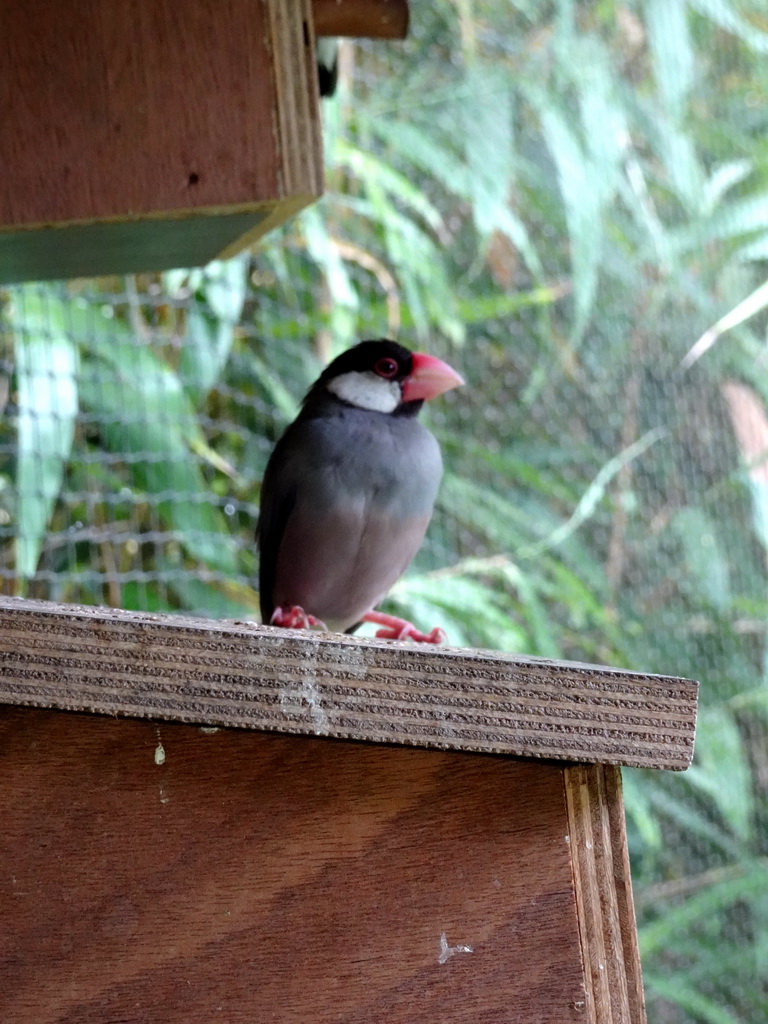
[401,352,464,403]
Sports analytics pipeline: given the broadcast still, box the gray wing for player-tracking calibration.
[257,424,302,626]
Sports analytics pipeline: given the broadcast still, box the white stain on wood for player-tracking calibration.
[438,931,474,965]
[154,727,170,804]
[278,644,329,733]
[154,727,166,766]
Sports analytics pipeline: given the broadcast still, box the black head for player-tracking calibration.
[303,340,416,416]
[317,340,415,387]
[302,339,463,416]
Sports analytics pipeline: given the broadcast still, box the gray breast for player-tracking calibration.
[317,407,443,518]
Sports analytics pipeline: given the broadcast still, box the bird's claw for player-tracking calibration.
[362,611,447,644]
[270,606,328,631]
[375,624,447,644]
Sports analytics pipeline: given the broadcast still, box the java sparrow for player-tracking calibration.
[258,340,464,642]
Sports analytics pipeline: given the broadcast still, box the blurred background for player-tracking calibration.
[2,2,767,1019]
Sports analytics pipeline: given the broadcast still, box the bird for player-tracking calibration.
[257,339,464,643]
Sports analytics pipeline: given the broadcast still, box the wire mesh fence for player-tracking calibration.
[2,3,768,1020]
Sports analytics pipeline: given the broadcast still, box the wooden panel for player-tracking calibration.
[565,766,646,1024]
[1,706,592,1024]
[0,1,278,224]
[0,597,699,770]
[0,0,322,281]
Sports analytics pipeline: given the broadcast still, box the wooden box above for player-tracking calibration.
[0,0,323,283]
[0,597,699,1024]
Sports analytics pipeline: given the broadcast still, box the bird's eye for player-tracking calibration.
[374,357,399,379]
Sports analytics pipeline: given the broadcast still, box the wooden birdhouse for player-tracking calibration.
[0,0,408,283]
[0,596,698,1023]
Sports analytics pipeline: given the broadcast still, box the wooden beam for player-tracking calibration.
[0,596,698,770]
[313,0,409,38]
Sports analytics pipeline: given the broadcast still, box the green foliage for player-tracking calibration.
[2,1,768,1019]
[7,288,78,583]
[1,271,254,611]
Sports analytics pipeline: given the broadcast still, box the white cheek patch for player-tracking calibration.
[327,370,401,413]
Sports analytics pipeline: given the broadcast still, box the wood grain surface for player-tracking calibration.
[2,705,599,1024]
[0,597,698,770]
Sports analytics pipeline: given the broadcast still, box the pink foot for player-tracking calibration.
[270,605,328,631]
[362,610,447,644]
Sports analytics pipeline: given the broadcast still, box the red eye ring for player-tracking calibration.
[374,357,399,379]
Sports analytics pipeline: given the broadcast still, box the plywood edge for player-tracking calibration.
[0,198,301,236]
[0,597,698,769]
[267,0,324,199]
[565,765,647,1024]
[216,193,317,260]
